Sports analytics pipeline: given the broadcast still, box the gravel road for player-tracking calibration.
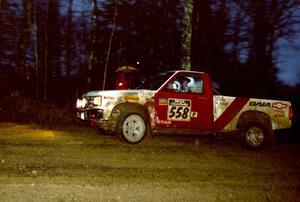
[0,123,299,201]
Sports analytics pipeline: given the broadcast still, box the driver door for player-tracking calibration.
[154,72,213,131]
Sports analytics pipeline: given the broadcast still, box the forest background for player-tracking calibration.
[0,0,299,111]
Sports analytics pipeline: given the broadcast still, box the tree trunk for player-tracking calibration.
[181,0,193,70]
[65,0,73,80]
[64,0,73,103]
[16,0,32,80]
[44,1,49,101]
[87,0,97,90]
[33,2,39,98]
[102,0,118,90]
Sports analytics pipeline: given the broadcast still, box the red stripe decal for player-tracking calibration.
[214,97,249,130]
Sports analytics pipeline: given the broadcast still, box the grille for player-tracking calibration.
[85,97,95,108]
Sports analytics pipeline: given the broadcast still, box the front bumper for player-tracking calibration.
[77,109,104,121]
[77,109,114,131]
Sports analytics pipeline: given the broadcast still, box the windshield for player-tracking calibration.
[137,72,174,90]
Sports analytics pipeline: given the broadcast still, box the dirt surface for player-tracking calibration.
[0,122,299,201]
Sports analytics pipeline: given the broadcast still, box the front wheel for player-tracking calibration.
[119,114,147,143]
[240,123,266,150]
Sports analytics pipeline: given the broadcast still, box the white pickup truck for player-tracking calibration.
[76,70,293,149]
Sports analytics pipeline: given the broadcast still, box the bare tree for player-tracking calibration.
[233,0,300,96]
[181,0,193,70]
[43,1,49,100]
[33,2,39,98]
[87,0,98,90]
[63,0,74,103]
[65,0,73,80]
[102,0,118,90]
[16,0,31,78]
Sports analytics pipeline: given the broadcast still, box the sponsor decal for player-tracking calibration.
[158,98,168,106]
[168,99,191,121]
[104,96,115,100]
[124,95,139,102]
[249,101,271,107]
[274,114,285,119]
[215,97,249,130]
[159,120,172,125]
[215,97,229,106]
[272,102,288,110]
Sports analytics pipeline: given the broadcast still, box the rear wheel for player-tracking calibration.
[119,113,147,143]
[240,123,266,150]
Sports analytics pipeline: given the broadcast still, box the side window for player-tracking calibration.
[166,80,181,92]
[165,74,203,94]
[188,75,203,93]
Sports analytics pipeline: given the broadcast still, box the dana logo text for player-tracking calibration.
[249,101,271,107]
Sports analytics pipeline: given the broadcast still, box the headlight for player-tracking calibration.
[93,96,102,106]
[76,98,87,108]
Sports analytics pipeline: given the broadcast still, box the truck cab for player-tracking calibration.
[152,71,213,132]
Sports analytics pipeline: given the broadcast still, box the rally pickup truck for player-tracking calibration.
[76,70,293,149]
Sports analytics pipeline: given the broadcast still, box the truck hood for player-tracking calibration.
[83,89,157,106]
[84,89,156,97]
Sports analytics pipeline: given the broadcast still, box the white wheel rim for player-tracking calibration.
[122,114,146,143]
[245,126,264,147]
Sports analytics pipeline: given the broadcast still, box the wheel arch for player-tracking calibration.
[108,102,151,133]
[237,110,275,144]
[237,110,272,130]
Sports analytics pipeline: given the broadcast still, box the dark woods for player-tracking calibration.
[0,0,299,107]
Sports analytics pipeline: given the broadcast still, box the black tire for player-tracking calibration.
[240,123,267,150]
[118,113,147,143]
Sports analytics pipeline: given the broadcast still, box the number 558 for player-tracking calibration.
[168,106,190,120]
